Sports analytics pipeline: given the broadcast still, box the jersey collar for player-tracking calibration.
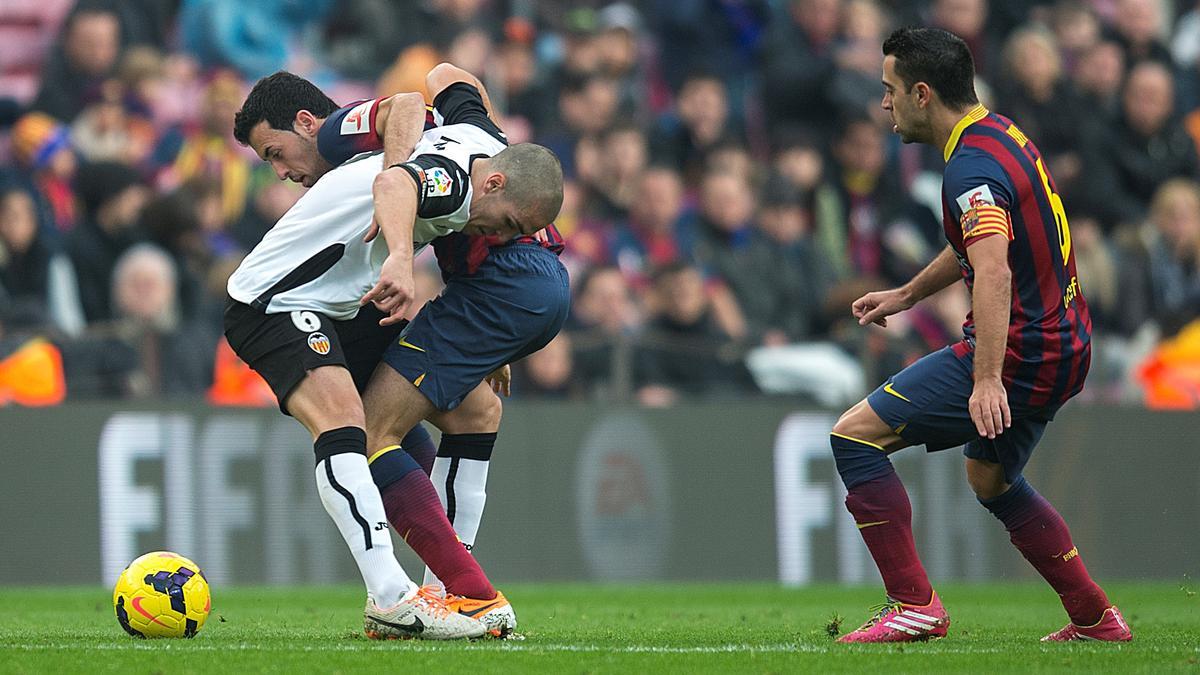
[943,104,989,163]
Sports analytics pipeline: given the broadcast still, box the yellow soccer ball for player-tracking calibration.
[112,551,211,638]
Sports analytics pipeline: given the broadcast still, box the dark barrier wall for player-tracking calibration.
[0,402,1195,585]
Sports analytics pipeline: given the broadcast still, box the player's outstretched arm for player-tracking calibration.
[852,246,961,327]
[964,235,1012,439]
[361,169,421,325]
[425,62,498,122]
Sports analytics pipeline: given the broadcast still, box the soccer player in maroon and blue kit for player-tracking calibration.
[830,27,1131,643]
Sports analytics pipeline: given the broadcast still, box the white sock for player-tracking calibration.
[423,456,490,589]
[315,452,416,607]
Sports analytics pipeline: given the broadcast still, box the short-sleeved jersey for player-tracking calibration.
[317,97,437,166]
[227,92,508,318]
[318,83,565,281]
[941,105,1091,409]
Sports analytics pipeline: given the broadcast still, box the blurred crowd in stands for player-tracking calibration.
[2,0,1200,408]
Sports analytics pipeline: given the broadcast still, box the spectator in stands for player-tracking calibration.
[595,3,653,117]
[689,169,770,342]
[592,123,649,221]
[31,2,122,122]
[759,0,841,136]
[930,0,998,80]
[0,185,84,335]
[1116,179,1200,337]
[825,116,941,285]
[611,165,696,288]
[636,262,755,406]
[1050,1,1103,74]
[512,333,578,400]
[567,266,641,398]
[645,0,769,92]
[1085,61,1199,230]
[9,111,78,234]
[155,71,252,228]
[109,243,215,396]
[1073,40,1126,123]
[68,161,148,323]
[139,188,217,327]
[998,26,1090,195]
[178,0,333,79]
[651,71,740,186]
[830,0,889,123]
[495,39,556,135]
[1106,0,1172,65]
[541,73,620,174]
[754,177,837,342]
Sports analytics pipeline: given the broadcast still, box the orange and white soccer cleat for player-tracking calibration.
[442,589,517,638]
[363,585,486,640]
[836,591,950,643]
[1041,606,1132,642]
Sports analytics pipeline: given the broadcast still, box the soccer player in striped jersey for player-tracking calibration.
[312,65,569,598]
[829,27,1130,643]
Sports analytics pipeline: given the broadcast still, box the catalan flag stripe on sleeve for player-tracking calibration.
[961,203,1014,244]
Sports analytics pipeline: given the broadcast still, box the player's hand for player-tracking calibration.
[360,255,415,325]
[852,288,913,327]
[969,377,1011,439]
[485,364,511,397]
[363,219,381,243]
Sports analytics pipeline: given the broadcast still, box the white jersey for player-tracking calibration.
[227,122,506,319]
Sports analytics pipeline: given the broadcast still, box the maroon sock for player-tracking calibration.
[980,477,1108,625]
[379,471,496,600]
[845,471,933,605]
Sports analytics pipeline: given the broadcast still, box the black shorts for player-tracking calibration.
[223,300,404,414]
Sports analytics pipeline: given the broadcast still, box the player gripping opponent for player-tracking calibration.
[239,64,569,605]
[830,27,1130,643]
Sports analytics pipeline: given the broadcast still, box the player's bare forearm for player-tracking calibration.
[371,169,419,262]
[376,92,427,168]
[362,169,420,323]
[902,246,962,306]
[966,239,1012,383]
[426,63,498,122]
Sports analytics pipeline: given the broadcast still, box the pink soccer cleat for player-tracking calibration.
[837,591,950,643]
[1041,606,1132,642]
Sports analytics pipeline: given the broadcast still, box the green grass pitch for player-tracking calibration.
[1,583,1197,673]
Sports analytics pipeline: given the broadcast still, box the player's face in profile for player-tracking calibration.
[881,55,922,144]
[464,191,526,240]
[247,119,328,188]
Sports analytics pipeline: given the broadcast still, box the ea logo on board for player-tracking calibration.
[307,332,331,355]
[577,413,671,580]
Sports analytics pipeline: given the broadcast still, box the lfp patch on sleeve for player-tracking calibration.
[340,100,373,135]
[424,167,454,197]
[955,184,996,213]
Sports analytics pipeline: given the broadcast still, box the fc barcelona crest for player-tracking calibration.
[307,332,332,355]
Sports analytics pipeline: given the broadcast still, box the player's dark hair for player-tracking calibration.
[883,27,979,109]
[233,71,338,146]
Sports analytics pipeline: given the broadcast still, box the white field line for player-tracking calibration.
[1,642,1192,655]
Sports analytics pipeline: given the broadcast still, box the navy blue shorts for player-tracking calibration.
[383,244,570,411]
[866,346,1058,482]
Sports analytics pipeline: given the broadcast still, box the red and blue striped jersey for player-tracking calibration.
[941,105,1091,409]
[318,95,565,279]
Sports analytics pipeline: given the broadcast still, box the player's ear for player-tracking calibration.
[486,172,507,193]
[914,82,932,109]
[295,109,320,136]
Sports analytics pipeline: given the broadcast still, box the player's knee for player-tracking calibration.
[831,401,886,446]
[965,458,1008,500]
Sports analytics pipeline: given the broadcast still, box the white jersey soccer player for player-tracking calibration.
[228,122,506,318]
